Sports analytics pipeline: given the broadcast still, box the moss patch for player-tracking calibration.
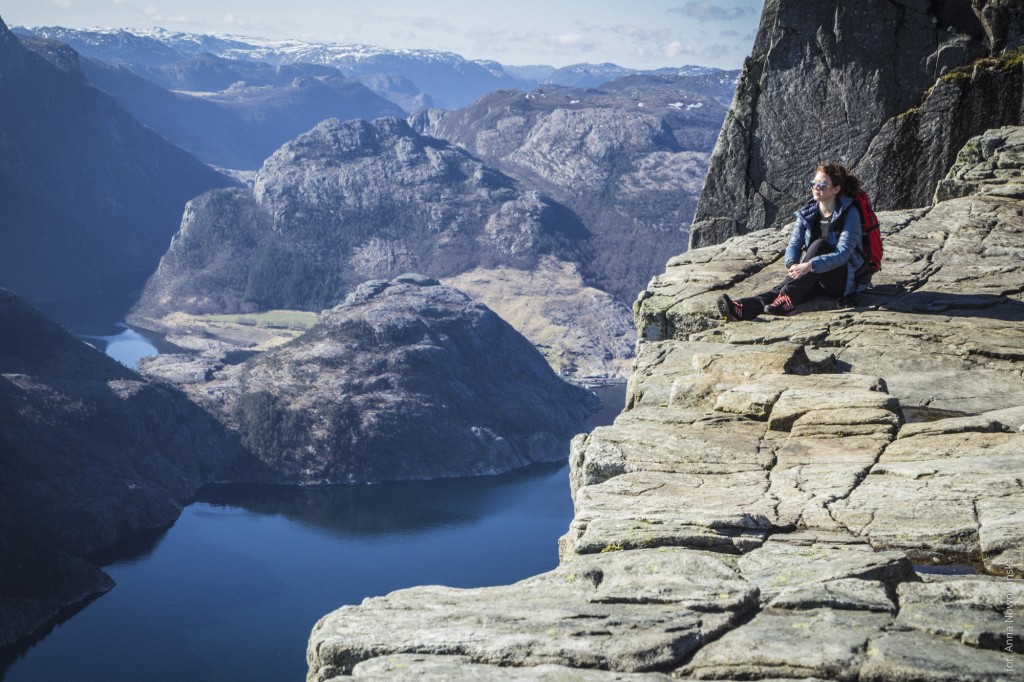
[940,46,1024,84]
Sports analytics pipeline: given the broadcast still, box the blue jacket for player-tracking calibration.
[785,194,864,295]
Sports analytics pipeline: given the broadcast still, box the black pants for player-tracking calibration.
[734,239,846,319]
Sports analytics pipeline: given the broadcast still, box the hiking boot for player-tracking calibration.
[716,294,742,322]
[764,293,796,316]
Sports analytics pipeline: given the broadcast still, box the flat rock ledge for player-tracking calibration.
[307,129,1024,680]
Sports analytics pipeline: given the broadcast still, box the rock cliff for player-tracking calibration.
[412,74,733,303]
[0,289,248,653]
[689,0,1023,248]
[141,275,597,484]
[304,129,1024,681]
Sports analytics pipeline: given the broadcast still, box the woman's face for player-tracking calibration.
[811,171,840,200]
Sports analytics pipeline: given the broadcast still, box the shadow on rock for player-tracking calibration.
[856,289,1024,321]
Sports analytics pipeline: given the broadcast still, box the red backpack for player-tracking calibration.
[850,191,882,277]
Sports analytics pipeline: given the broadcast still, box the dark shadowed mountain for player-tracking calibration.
[130,116,593,324]
[0,18,234,314]
[411,74,733,302]
[0,288,250,655]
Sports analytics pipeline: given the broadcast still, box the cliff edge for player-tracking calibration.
[304,127,1024,681]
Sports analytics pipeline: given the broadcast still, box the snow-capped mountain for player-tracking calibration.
[13,25,530,108]
[13,25,738,109]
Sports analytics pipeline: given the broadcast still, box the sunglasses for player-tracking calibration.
[810,181,832,190]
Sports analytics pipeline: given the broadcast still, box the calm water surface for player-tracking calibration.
[78,324,163,369]
[3,329,625,682]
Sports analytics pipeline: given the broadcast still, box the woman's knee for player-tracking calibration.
[803,239,834,259]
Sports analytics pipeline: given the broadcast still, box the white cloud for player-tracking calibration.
[669,1,758,22]
[665,41,695,59]
[51,0,72,7]
[135,5,192,26]
[553,33,587,47]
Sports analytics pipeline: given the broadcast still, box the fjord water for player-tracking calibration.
[3,325,625,682]
[78,324,165,368]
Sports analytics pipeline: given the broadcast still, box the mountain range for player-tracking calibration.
[13,25,738,111]
[130,116,591,318]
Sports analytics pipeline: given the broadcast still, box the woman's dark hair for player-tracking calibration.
[818,162,862,196]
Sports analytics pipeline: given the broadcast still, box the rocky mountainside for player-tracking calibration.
[305,126,1024,682]
[0,17,234,312]
[690,0,1024,247]
[412,74,731,303]
[441,257,635,382]
[79,57,404,170]
[129,116,599,321]
[141,275,597,484]
[0,289,249,654]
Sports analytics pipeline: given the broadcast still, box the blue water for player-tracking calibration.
[78,324,161,369]
[3,374,625,682]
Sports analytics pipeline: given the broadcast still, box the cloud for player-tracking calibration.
[439,23,602,62]
[665,40,696,59]
[552,33,588,48]
[211,12,251,30]
[611,24,672,43]
[134,5,191,27]
[669,1,758,22]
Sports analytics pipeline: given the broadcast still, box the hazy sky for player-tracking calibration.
[3,0,764,70]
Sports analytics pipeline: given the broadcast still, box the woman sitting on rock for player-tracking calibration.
[718,162,865,320]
